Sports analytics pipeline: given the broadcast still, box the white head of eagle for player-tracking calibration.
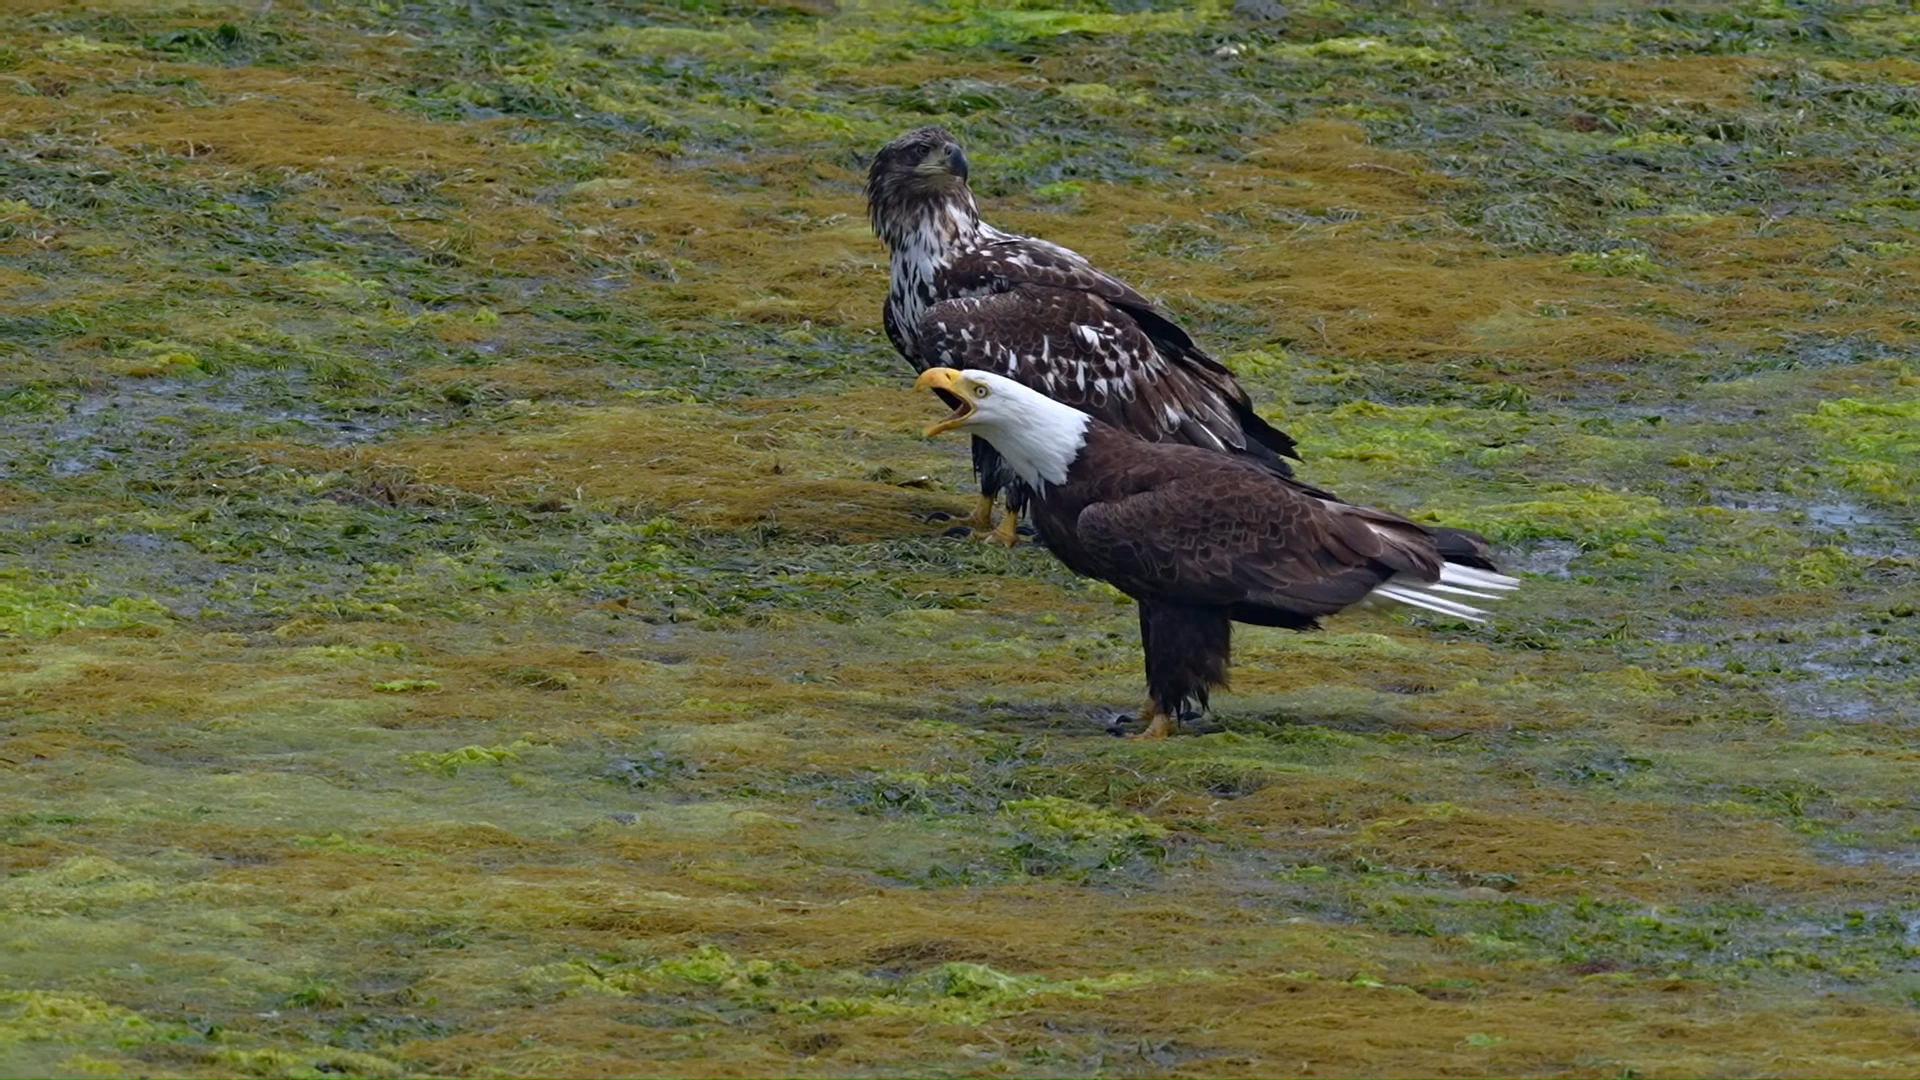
[915,368,1090,489]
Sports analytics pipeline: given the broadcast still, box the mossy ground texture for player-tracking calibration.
[3,0,1919,1076]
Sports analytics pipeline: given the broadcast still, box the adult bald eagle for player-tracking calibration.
[868,126,1299,545]
[915,368,1519,738]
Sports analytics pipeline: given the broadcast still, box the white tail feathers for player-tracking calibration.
[1372,562,1520,623]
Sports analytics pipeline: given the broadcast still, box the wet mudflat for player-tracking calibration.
[1,0,1918,1076]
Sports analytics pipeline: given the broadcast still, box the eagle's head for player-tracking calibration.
[866,126,977,250]
[915,367,1089,487]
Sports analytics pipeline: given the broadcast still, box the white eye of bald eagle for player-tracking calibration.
[973,384,989,399]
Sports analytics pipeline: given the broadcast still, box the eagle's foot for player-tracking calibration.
[964,493,996,534]
[932,495,1001,540]
[1131,702,1179,740]
[982,509,1022,547]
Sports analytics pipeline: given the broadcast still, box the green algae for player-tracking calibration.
[370,678,440,693]
[996,794,1167,877]
[37,36,137,60]
[1001,795,1166,842]
[1426,487,1668,547]
[0,990,162,1067]
[528,943,1176,1026]
[1800,395,1920,505]
[782,963,1167,1025]
[0,987,408,1079]
[1566,249,1660,278]
[0,579,171,639]
[401,742,530,777]
[1268,37,1453,67]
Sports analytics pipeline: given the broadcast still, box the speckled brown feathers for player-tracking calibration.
[915,287,1255,456]
[916,240,1297,464]
[867,127,1299,516]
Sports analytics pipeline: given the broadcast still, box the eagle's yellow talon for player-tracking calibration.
[1132,703,1178,740]
[985,509,1021,547]
[963,493,995,534]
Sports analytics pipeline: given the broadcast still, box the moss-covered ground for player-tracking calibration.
[3,0,1919,1075]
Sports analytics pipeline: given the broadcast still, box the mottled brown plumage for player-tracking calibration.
[915,368,1518,736]
[867,126,1297,540]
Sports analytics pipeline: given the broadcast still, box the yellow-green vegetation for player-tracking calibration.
[0,577,171,638]
[2,0,1918,1076]
[1801,395,1920,504]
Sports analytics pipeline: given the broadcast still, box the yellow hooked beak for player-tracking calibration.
[914,367,975,437]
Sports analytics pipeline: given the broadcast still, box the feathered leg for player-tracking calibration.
[962,493,995,534]
[1132,601,1230,739]
[987,505,1021,547]
[929,440,990,537]
[970,437,1022,546]
[1135,700,1179,740]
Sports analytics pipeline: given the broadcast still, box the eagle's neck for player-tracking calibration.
[974,393,1091,490]
[877,188,981,254]
[882,192,982,347]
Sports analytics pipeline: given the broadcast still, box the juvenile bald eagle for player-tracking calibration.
[915,368,1518,738]
[867,126,1298,545]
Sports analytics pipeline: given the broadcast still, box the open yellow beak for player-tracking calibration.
[915,367,975,437]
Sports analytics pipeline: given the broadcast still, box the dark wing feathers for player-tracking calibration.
[882,299,913,367]
[916,284,1256,458]
[925,237,1298,465]
[919,289,1241,449]
[1428,526,1499,571]
[963,236,1155,310]
[1072,455,1442,622]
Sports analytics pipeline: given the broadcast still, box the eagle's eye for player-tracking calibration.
[972,385,989,399]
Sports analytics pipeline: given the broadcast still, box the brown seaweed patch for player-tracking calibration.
[400,362,609,404]
[1093,975,1920,1079]
[1356,802,1869,900]
[1555,56,1787,107]
[98,66,528,174]
[1814,56,1920,85]
[302,389,966,540]
[984,122,1696,368]
[0,731,111,770]
[587,153,884,326]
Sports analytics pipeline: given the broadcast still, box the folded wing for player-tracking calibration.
[1073,464,1504,624]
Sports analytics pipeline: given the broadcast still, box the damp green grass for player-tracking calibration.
[2,0,1919,1076]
